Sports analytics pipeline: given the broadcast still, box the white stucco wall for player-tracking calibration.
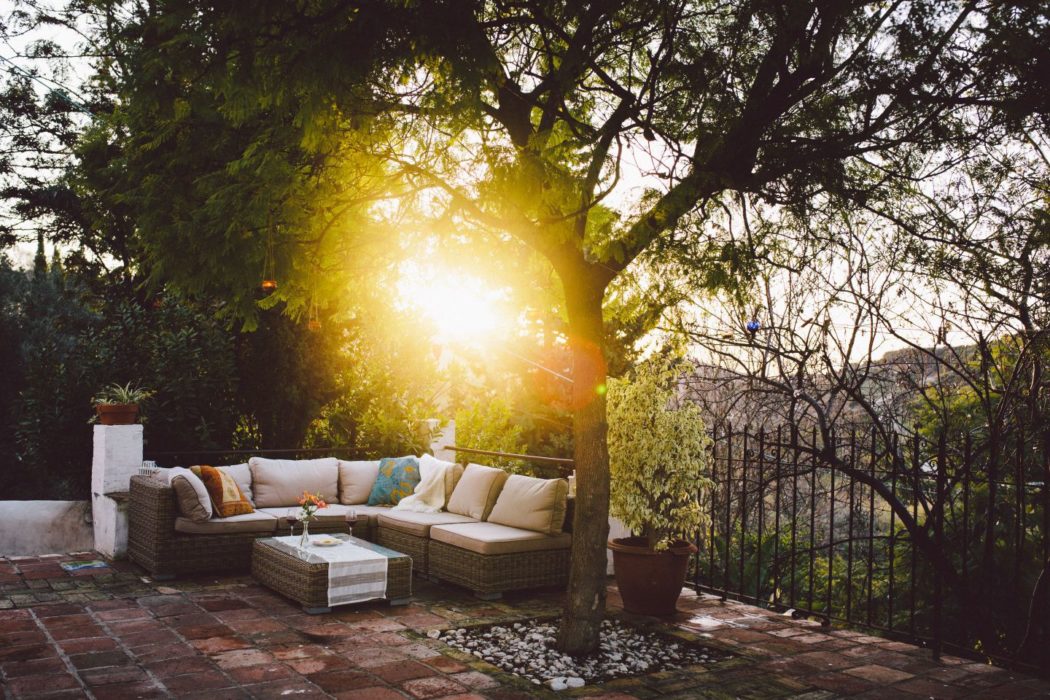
[0,500,94,556]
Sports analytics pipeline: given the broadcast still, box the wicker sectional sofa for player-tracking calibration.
[127,457,573,598]
[127,475,382,579]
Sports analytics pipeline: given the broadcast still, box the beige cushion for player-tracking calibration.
[430,522,572,555]
[345,504,391,527]
[168,467,212,522]
[444,463,465,509]
[337,460,381,504]
[258,503,360,526]
[377,511,477,537]
[487,475,569,535]
[249,457,339,508]
[446,463,509,521]
[216,463,253,505]
[174,511,278,535]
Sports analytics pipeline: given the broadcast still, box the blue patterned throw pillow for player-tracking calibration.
[367,456,421,506]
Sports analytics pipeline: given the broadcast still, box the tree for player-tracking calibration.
[69,0,1043,652]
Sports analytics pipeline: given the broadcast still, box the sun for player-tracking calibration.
[396,264,509,344]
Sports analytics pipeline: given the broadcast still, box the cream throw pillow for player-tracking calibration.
[167,467,212,522]
[487,474,569,535]
[249,457,339,508]
[446,463,509,521]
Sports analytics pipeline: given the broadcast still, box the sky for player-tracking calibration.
[1,0,92,267]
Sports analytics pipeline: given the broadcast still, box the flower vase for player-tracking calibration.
[299,519,310,549]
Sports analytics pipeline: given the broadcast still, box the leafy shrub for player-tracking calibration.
[608,358,713,550]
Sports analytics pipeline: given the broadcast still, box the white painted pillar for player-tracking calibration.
[425,419,456,462]
[91,425,143,559]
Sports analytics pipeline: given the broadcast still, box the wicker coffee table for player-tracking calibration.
[252,535,412,614]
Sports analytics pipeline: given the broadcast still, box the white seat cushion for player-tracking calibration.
[430,522,572,556]
[378,511,477,537]
[258,504,363,526]
[347,504,393,526]
[174,511,278,535]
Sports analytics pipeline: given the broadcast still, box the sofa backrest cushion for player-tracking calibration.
[337,460,381,504]
[167,467,212,522]
[367,456,421,506]
[446,463,509,521]
[191,465,255,517]
[249,457,339,508]
[215,463,253,505]
[448,464,465,508]
[487,474,569,535]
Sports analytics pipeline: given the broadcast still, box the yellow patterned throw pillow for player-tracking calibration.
[367,457,421,506]
[191,465,254,517]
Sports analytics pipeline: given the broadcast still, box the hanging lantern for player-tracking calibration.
[306,298,321,332]
[260,278,277,292]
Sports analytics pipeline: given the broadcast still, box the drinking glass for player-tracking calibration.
[285,511,299,538]
[345,509,357,540]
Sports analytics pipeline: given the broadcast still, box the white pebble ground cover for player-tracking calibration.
[433,618,731,690]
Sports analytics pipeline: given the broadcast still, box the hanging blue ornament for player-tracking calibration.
[746,319,760,334]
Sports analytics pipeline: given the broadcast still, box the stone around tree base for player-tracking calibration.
[436,616,732,689]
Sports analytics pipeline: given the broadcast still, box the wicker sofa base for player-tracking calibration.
[251,538,412,613]
[375,527,429,575]
[427,539,571,596]
[130,524,363,579]
[127,476,373,579]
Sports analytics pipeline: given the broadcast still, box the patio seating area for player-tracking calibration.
[2,552,1048,700]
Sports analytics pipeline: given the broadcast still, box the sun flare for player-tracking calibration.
[396,264,509,344]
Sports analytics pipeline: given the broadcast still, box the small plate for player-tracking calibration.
[312,537,342,547]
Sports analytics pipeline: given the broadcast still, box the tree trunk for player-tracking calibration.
[556,276,610,655]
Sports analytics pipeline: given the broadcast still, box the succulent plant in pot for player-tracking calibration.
[607,358,712,616]
[93,382,154,425]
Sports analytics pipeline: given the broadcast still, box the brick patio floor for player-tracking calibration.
[1,553,1048,699]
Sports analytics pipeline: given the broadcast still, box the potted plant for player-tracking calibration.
[607,358,712,616]
[93,382,154,425]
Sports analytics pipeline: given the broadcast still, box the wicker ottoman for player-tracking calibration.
[252,536,412,614]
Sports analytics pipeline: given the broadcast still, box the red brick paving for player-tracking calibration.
[1,554,1050,699]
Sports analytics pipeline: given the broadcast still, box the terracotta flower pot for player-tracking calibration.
[95,403,140,425]
[609,536,697,616]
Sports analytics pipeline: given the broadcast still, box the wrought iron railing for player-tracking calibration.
[693,423,1050,670]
